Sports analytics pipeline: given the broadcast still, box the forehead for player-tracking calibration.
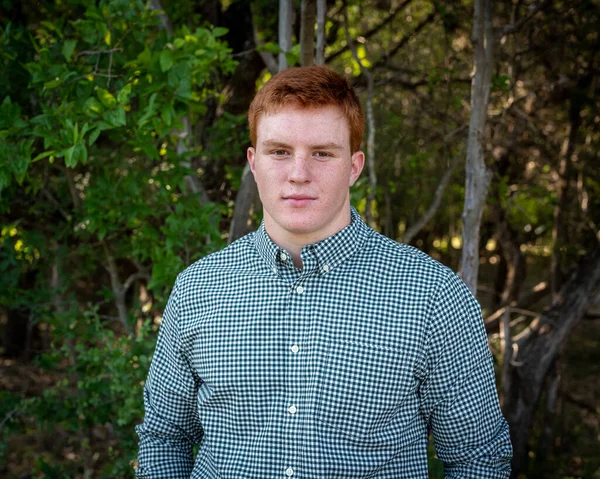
[256,105,350,145]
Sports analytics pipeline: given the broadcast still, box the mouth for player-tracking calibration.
[282,195,316,206]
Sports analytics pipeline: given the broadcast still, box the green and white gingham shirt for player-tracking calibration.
[136,208,512,478]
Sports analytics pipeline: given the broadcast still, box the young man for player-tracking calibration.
[136,66,512,478]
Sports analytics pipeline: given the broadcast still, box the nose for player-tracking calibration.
[289,154,310,183]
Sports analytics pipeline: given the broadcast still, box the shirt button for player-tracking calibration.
[285,467,294,477]
[288,405,297,414]
[296,286,304,294]
[321,264,330,272]
[280,252,288,261]
[290,344,299,353]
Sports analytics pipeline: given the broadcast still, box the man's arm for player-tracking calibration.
[136,279,203,478]
[419,272,512,478]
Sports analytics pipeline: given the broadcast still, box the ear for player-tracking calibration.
[349,150,365,186]
[247,147,256,175]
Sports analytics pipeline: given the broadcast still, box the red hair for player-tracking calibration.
[248,66,365,153]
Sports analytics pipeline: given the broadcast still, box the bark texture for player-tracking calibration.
[300,0,316,66]
[460,0,494,295]
[315,0,326,65]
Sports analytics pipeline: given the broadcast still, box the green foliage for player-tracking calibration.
[0,0,235,475]
[0,0,234,300]
[21,308,157,477]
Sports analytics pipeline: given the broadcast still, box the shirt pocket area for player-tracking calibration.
[316,339,414,439]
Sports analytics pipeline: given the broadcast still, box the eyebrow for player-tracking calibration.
[261,140,292,149]
[261,140,345,151]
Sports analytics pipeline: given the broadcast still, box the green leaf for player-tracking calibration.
[105,106,126,128]
[212,27,228,37]
[161,103,174,126]
[88,128,102,146]
[97,88,117,108]
[140,142,159,160]
[0,169,9,194]
[117,83,132,104]
[65,145,76,167]
[160,50,173,72]
[11,142,32,184]
[115,105,126,126]
[44,78,62,89]
[284,51,299,67]
[73,142,88,165]
[32,150,56,163]
[62,39,77,61]
[257,42,281,55]
[84,97,104,117]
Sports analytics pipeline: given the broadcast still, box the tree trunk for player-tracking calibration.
[300,0,316,66]
[551,98,581,298]
[229,164,259,243]
[504,245,600,476]
[315,0,326,65]
[278,0,293,71]
[494,211,526,308]
[460,0,494,296]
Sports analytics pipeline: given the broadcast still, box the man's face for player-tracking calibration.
[247,104,364,245]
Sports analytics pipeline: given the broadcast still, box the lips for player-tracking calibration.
[283,194,316,207]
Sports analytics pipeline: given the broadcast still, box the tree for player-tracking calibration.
[460,0,494,295]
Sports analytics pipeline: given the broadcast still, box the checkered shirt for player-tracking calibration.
[136,208,512,478]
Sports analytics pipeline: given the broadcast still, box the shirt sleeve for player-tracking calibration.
[419,272,513,478]
[136,279,204,478]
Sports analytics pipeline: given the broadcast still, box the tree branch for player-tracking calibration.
[41,188,71,222]
[485,281,550,333]
[372,10,436,70]
[497,0,550,42]
[401,155,461,244]
[327,0,414,63]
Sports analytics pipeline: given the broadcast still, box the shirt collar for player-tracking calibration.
[254,207,372,275]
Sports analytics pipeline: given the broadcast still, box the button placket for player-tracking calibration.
[285,274,310,477]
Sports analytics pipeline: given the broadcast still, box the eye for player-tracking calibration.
[271,149,289,156]
[314,151,332,158]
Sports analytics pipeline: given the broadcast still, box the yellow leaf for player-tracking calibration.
[104,29,111,46]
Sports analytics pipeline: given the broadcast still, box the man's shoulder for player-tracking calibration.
[364,230,478,312]
[365,229,454,279]
[176,231,258,285]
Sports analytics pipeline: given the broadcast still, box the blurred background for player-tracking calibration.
[0,0,598,477]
